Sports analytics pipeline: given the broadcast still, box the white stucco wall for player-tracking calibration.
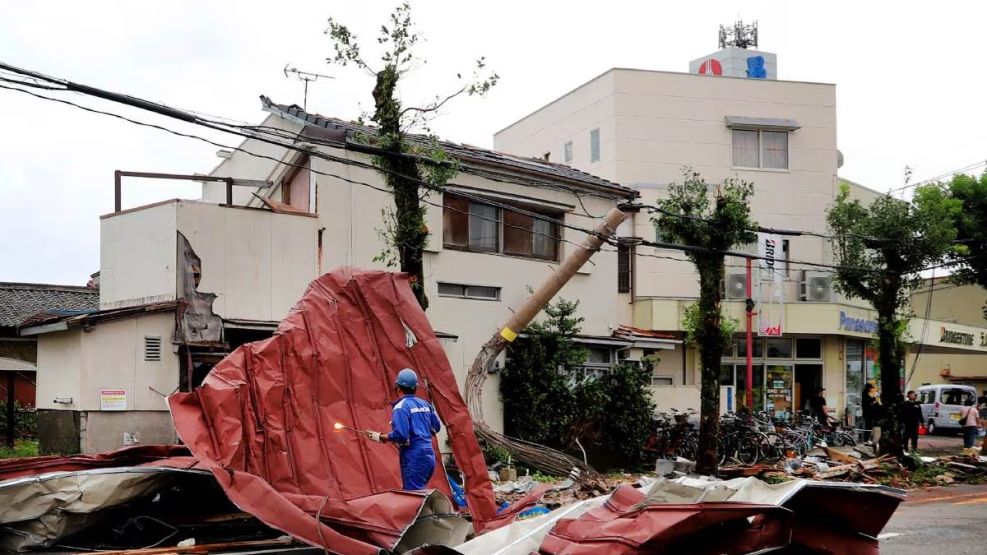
[99,200,319,323]
[495,68,840,302]
[99,202,177,310]
[176,202,319,322]
[36,312,178,412]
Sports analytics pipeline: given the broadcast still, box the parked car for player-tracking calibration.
[916,384,977,434]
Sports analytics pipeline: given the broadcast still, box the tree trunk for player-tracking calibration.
[876,300,904,458]
[695,256,726,475]
[373,65,429,310]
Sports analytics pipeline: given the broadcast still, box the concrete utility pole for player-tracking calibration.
[465,208,627,479]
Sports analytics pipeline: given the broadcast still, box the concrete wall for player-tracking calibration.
[99,200,319,323]
[911,282,987,327]
[80,411,177,453]
[493,71,619,181]
[36,312,178,412]
[176,202,319,322]
[495,68,840,302]
[99,202,177,310]
[204,114,301,205]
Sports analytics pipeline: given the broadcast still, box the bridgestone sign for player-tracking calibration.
[940,327,975,346]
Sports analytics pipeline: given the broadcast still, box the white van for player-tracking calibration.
[916,384,977,434]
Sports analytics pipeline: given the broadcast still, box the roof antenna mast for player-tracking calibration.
[283,65,334,111]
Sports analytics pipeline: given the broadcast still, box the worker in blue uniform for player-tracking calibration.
[366,368,442,490]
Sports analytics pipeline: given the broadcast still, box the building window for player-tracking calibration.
[443,193,560,261]
[652,376,674,386]
[732,129,789,170]
[617,243,632,293]
[589,128,600,163]
[580,346,614,379]
[766,338,793,358]
[437,282,501,301]
[564,141,573,163]
[795,337,821,359]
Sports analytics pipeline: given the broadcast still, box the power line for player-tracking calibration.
[0,61,975,279]
[886,160,987,194]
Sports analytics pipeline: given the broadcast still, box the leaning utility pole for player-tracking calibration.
[465,208,626,479]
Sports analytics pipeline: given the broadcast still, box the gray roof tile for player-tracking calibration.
[0,282,99,328]
[259,96,638,200]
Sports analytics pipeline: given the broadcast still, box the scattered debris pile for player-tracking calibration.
[719,445,987,487]
[456,475,905,554]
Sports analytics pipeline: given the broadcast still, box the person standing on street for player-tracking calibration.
[365,368,442,490]
[862,383,883,447]
[809,387,834,425]
[958,398,982,453]
[902,390,923,453]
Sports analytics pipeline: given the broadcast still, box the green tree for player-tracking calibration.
[499,298,656,468]
[827,182,960,456]
[327,2,498,309]
[500,298,586,448]
[653,170,756,474]
[941,172,987,318]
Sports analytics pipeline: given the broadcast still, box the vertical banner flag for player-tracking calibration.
[757,233,784,336]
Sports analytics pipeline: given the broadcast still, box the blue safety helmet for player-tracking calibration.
[395,368,418,390]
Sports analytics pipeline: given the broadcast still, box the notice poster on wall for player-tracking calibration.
[100,389,127,411]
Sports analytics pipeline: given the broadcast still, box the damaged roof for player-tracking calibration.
[0,282,98,329]
[18,301,177,335]
[259,96,638,200]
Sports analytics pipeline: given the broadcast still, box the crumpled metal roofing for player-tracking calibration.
[167,269,509,554]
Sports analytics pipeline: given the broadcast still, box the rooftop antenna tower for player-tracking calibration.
[283,64,334,111]
[719,20,758,49]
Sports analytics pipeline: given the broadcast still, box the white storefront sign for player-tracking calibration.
[757,233,784,336]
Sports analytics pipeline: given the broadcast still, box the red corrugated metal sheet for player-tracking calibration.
[168,269,501,553]
[0,445,194,481]
[539,485,793,554]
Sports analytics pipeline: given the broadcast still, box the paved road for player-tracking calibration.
[880,484,987,554]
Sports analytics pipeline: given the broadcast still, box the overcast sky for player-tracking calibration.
[2,1,986,285]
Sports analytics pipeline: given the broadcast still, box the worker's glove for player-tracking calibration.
[367,431,386,443]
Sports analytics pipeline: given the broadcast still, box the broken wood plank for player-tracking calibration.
[815,463,855,479]
[824,447,858,464]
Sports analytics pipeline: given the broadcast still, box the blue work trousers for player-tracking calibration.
[399,442,435,490]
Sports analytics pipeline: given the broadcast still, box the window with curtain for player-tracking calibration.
[469,202,499,251]
[732,129,790,170]
[732,129,759,168]
[443,193,560,261]
[761,131,789,169]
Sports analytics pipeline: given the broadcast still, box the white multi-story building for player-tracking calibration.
[493,44,956,420]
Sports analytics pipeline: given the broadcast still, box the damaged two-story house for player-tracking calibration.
[24,97,672,454]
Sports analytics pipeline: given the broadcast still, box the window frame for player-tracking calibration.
[563,141,573,163]
[589,128,601,163]
[436,282,502,301]
[731,128,790,171]
[442,193,561,262]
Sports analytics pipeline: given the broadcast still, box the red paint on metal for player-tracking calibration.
[698,58,723,75]
[746,256,754,410]
[167,269,503,553]
[539,485,792,554]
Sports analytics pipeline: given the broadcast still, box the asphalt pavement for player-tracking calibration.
[880,483,987,554]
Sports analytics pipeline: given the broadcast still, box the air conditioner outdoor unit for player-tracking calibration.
[724,273,748,300]
[800,271,833,302]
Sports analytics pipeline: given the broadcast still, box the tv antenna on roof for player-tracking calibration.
[283,64,334,111]
[719,20,758,49]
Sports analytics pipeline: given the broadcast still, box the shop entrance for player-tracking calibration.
[794,364,823,414]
